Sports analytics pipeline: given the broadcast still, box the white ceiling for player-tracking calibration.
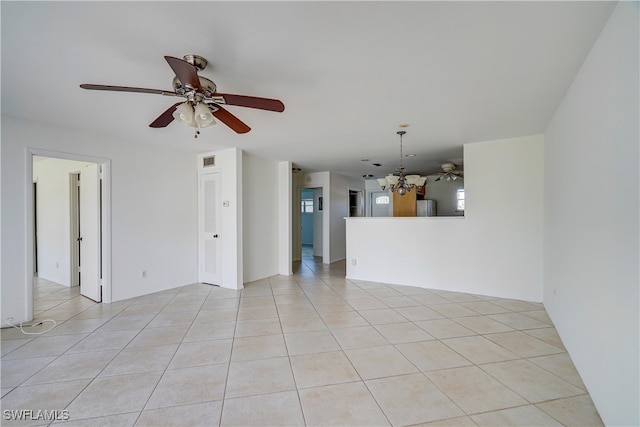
[1,1,615,178]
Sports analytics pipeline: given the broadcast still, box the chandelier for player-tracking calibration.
[377,131,427,196]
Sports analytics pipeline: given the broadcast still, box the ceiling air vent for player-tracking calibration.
[202,155,215,168]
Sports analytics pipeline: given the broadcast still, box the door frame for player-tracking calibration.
[26,148,112,317]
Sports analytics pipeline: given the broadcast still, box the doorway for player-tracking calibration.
[29,151,111,316]
[298,187,323,262]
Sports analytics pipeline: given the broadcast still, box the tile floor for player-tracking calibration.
[1,254,603,426]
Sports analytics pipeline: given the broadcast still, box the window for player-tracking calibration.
[456,189,465,211]
[301,198,314,213]
[375,195,390,205]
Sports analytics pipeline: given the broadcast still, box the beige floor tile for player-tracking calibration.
[97,314,154,332]
[346,297,388,310]
[411,293,455,305]
[126,325,189,348]
[57,412,140,426]
[521,309,553,324]
[230,334,287,362]
[331,325,389,350]
[379,295,421,308]
[99,344,178,377]
[183,321,236,342]
[290,351,360,388]
[489,313,550,330]
[147,310,198,328]
[195,308,238,324]
[201,297,240,311]
[358,308,408,325]
[43,317,110,336]
[0,356,57,387]
[234,317,282,338]
[23,350,118,385]
[416,415,478,426]
[299,382,390,426]
[225,356,296,398]
[160,299,205,313]
[439,291,482,303]
[394,305,444,321]
[144,364,227,409]
[119,303,168,316]
[459,301,511,315]
[275,303,318,318]
[284,330,340,355]
[68,301,131,320]
[484,331,564,358]
[65,372,162,419]
[236,305,279,320]
[2,334,87,360]
[1,338,32,357]
[396,340,472,372]
[453,316,514,334]
[430,303,479,318]
[536,395,604,426]
[279,314,327,333]
[491,299,542,312]
[345,345,418,380]
[441,336,520,364]
[168,339,232,369]
[320,311,368,329]
[416,319,476,339]
[524,327,567,350]
[426,366,527,414]
[220,391,305,426]
[481,359,585,403]
[471,404,562,426]
[0,380,91,425]
[5,272,599,427]
[374,322,434,344]
[366,373,464,425]
[528,353,586,390]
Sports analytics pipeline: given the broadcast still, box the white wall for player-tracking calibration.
[543,3,639,425]
[242,151,279,283]
[33,158,92,286]
[2,117,198,324]
[330,173,365,263]
[347,135,544,302]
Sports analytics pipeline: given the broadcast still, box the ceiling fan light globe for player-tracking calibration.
[194,102,216,127]
[397,186,407,196]
[173,102,195,126]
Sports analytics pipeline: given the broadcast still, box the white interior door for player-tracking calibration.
[79,163,101,302]
[199,172,221,285]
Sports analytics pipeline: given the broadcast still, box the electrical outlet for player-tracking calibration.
[351,258,357,266]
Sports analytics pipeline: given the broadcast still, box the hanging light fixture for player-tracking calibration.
[172,97,217,139]
[377,131,427,196]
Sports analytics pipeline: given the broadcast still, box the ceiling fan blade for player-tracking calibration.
[211,106,251,134]
[165,56,201,91]
[214,93,285,112]
[80,84,178,97]
[149,102,182,128]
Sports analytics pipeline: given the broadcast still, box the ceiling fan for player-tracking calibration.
[432,163,464,181]
[80,54,285,137]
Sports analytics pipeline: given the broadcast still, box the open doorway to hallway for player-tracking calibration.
[299,187,323,262]
[30,153,111,312]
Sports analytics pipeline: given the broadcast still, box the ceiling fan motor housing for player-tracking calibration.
[172,76,217,98]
